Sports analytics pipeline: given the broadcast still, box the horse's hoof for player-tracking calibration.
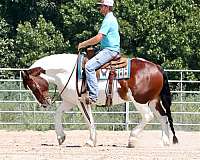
[127,142,135,148]
[127,136,137,148]
[84,139,96,147]
[57,135,66,145]
[162,136,170,146]
[162,140,170,146]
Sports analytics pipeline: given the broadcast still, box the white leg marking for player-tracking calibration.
[149,104,170,146]
[160,116,170,146]
[128,96,154,148]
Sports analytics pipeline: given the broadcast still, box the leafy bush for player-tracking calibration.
[15,15,69,67]
[1,0,200,72]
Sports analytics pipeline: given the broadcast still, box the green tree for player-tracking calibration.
[0,0,200,72]
[115,0,200,71]
[15,15,69,67]
[59,0,100,52]
[0,17,15,68]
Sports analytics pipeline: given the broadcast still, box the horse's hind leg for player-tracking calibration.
[128,99,154,148]
[149,99,170,146]
[77,102,96,147]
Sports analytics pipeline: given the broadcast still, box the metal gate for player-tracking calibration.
[0,68,200,131]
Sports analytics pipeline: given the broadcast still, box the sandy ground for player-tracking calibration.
[0,130,199,160]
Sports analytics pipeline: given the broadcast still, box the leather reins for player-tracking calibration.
[51,56,77,105]
[75,51,91,123]
[50,51,91,124]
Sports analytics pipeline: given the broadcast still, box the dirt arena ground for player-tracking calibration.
[0,130,199,160]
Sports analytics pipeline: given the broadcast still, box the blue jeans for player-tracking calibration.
[85,49,119,101]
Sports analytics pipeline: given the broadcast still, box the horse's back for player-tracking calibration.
[131,57,162,75]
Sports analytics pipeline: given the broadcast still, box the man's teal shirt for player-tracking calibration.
[98,12,120,52]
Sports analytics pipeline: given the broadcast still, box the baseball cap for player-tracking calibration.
[97,0,114,7]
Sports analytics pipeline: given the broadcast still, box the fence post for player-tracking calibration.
[125,102,129,131]
[180,71,183,127]
[20,71,23,124]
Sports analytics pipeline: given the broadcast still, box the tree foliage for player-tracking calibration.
[0,0,200,72]
[15,15,68,67]
[0,17,15,68]
[116,0,200,70]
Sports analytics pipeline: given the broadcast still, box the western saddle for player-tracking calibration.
[81,47,128,106]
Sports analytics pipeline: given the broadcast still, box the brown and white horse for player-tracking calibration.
[21,53,178,147]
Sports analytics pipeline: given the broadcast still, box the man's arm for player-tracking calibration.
[78,33,103,51]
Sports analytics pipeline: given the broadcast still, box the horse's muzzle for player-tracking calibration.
[41,97,52,108]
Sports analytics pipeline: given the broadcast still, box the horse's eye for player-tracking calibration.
[31,84,37,91]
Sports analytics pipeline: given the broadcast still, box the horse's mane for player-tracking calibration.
[30,53,77,70]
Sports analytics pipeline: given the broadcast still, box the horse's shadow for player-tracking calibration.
[41,143,81,147]
[41,143,125,148]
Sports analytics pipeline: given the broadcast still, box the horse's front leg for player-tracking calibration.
[78,102,96,147]
[54,101,73,145]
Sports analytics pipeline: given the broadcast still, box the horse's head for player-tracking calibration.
[21,67,51,108]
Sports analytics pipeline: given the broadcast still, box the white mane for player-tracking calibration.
[30,53,77,71]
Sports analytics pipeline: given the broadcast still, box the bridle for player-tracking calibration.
[27,58,77,106]
[28,52,91,123]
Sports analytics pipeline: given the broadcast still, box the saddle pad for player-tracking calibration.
[77,54,131,80]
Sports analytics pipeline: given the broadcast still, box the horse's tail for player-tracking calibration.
[159,66,178,144]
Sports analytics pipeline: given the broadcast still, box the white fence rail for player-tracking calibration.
[0,68,200,130]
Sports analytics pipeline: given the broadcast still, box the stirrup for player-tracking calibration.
[78,97,84,103]
[85,97,96,105]
[106,95,112,106]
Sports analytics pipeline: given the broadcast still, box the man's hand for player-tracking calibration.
[78,42,86,51]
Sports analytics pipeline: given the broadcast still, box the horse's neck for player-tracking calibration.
[31,53,77,87]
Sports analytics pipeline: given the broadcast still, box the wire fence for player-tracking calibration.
[0,68,200,131]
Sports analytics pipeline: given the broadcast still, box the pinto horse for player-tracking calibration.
[21,53,178,147]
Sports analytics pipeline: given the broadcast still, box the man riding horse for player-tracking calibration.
[21,0,178,147]
[78,0,120,104]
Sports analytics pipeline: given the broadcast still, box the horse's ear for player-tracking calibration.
[21,70,29,90]
[28,67,45,76]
